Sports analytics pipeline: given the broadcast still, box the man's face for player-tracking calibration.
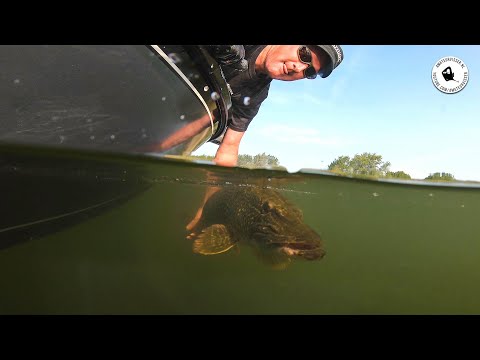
[263,45,328,81]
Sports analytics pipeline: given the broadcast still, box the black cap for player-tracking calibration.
[313,45,344,78]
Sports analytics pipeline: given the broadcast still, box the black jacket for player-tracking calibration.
[226,45,272,132]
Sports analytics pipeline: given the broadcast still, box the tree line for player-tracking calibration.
[189,152,457,181]
[189,152,285,169]
[327,152,456,181]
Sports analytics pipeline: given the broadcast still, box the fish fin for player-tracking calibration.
[192,224,236,255]
[253,247,291,270]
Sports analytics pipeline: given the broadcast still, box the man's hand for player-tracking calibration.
[214,128,245,167]
[186,185,220,232]
[186,128,244,231]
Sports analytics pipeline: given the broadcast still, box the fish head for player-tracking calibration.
[251,192,325,262]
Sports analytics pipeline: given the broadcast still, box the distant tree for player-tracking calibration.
[186,154,215,162]
[424,172,456,181]
[189,153,283,169]
[328,155,351,175]
[386,171,412,180]
[237,154,254,167]
[328,152,392,178]
[252,152,280,168]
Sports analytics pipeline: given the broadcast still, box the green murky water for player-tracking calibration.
[1,144,480,314]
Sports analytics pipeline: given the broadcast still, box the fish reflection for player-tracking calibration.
[187,186,325,269]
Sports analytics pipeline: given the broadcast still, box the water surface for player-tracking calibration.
[1,145,479,314]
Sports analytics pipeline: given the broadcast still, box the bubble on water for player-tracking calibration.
[180,115,185,120]
[59,135,65,143]
[51,116,60,121]
[110,134,116,140]
[210,92,220,101]
[372,192,380,197]
[142,134,147,138]
[243,97,251,106]
[161,96,166,101]
[13,79,20,84]
[90,135,95,140]
[428,193,434,197]
[168,53,181,64]
[203,86,209,92]
[86,118,92,123]
[461,204,465,208]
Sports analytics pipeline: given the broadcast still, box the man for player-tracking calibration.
[208,45,344,167]
[186,45,344,231]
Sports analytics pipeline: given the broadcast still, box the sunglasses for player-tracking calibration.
[298,45,317,79]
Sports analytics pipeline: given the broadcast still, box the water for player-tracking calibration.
[1,144,480,314]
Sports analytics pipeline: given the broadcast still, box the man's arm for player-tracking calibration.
[142,113,212,153]
[214,127,245,167]
[186,127,244,232]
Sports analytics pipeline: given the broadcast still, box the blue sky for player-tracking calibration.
[194,45,480,181]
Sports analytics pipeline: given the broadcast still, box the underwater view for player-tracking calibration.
[1,144,480,314]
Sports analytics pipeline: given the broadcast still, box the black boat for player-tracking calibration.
[0,45,231,248]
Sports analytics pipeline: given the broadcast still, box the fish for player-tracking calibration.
[187,186,325,269]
